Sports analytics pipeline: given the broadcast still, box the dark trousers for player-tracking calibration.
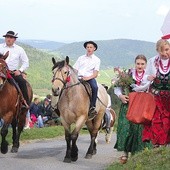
[87,78,98,107]
[12,75,29,105]
[104,111,111,128]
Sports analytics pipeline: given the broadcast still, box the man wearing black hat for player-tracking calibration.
[0,31,29,108]
[73,41,100,119]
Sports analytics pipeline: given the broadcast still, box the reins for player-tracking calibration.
[53,65,108,109]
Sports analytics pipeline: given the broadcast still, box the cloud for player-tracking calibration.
[156,5,170,16]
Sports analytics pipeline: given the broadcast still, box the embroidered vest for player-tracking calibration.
[151,70,170,91]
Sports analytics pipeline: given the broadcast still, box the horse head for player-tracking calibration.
[0,52,9,90]
[52,56,71,96]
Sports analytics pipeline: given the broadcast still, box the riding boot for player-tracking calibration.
[88,106,97,120]
[7,78,20,94]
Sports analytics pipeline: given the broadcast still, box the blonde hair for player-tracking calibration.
[156,39,170,52]
[135,54,147,63]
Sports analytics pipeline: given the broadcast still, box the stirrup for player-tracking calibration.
[21,100,29,109]
[88,107,97,120]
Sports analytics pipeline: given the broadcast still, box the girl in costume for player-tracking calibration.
[142,39,170,147]
[114,55,152,164]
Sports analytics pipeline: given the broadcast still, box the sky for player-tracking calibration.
[0,0,170,43]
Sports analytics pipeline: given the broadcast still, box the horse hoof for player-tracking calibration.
[85,154,92,159]
[106,139,110,144]
[1,147,8,154]
[1,142,8,154]
[71,156,78,162]
[92,149,97,155]
[63,157,71,163]
[11,147,18,153]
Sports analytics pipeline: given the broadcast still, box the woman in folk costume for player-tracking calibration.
[114,55,152,164]
[142,39,170,147]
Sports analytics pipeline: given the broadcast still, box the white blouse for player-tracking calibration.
[114,69,151,97]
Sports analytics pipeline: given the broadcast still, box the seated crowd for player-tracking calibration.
[24,94,59,129]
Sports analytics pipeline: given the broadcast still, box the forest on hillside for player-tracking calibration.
[0,38,157,96]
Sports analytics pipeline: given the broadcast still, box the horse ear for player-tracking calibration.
[65,56,69,65]
[2,51,9,60]
[52,57,56,65]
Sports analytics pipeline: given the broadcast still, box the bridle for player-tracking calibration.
[0,60,8,90]
[52,67,69,87]
[52,66,80,90]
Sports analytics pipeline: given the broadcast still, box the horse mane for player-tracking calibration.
[52,59,74,71]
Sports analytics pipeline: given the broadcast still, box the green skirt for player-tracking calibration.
[114,103,152,155]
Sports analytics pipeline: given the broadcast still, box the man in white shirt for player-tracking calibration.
[73,41,100,119]
[0,31,29,108]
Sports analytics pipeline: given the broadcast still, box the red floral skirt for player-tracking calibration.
[142,93,170,145]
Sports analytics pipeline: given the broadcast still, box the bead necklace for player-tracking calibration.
[135,70,145,85]
[159,59,170,73]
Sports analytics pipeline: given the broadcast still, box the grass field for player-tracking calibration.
[32,68,115,97]
[0,125,90,145]
[97,69,115,87]
[0,126,64,145]
[107,147,170,170]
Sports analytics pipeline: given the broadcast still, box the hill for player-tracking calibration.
[19,39,66,51]
[0,38,157,96]
[56,39,156,68]
[19,43,61,96]
[0,39,60,96]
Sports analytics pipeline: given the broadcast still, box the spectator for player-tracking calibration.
[29,97,40,125]
[37,97,52,128]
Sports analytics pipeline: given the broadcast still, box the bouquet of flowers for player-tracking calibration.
[114,67,134,95]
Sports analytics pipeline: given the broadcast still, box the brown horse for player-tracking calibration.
[51,56,108,163]
[104,108,116,143]
[0,52,33,154]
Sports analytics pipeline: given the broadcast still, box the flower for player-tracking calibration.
[114,67,134,95]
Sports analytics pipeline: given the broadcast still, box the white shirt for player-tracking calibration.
[146,55,170,75]
[0,43,29,72]
[73,54,100,77]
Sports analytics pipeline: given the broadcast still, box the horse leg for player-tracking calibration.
[0,123,9,154]
[71,115,87,161]
[105,126,113,143]
[11,110,26,153]
[63,129,72,163]
[85,132,97,159]
[11,118,19,153]
[71,132,79,162]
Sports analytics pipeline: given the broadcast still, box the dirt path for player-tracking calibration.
[0,133,121,170]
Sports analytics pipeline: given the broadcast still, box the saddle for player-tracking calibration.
[80,80,92,99]
[80,81,98,119]
[7,76,29,109]
[80,80,94,110]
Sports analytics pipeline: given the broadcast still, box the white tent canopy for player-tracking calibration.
[161,10,170,39]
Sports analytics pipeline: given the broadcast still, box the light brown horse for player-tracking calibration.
[51,56,108,163]
[0,52,33,154]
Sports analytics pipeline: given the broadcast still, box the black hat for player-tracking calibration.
[3,31,18,38]
[83,41,98,51]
